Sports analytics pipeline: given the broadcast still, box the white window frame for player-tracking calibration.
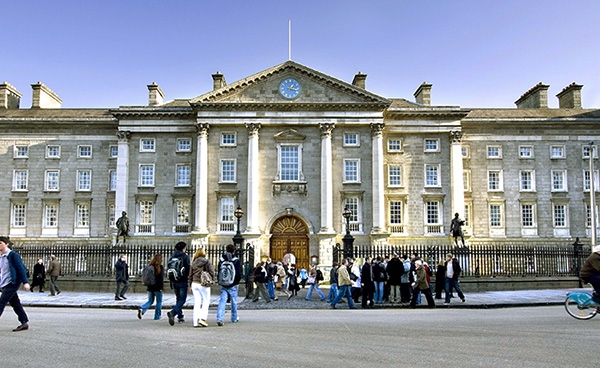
[551,145,565,159]
[343,159,361,183]
[218,197,235,233]
[551,170,568,192]
[276,144,304,182]
[45,170,60,191]
[487,145,502,159]
[109,145,118,158]
[424,138,440,153]
[343,197,363,234]
[519,145,534,159]
[177,138,192,152]
[108,203,116,228]
[176,164,191,186]
[489,203,504,228]
[140,138,156,153]
[553,203,568,228]
[388,165,402,187]
[220,159,236,183]
[520,203,536,228]
[424,200,443,234]
[583,146,598,159]
[387,139,402,153]
[75,202,90,232]
[461,145,470,159]
[174,199,191,233]
[139,164,155,187]
[519,170,535,192]
[137,200,155,234]
[463,170,471,192]
[13,170,28,191]
[109,170,117,191]
[77,145,92,158]
[583,170,600,191]
[11,203,26,228]
[388,200,405,234]
[76,170,92,191]
[424,164,440,187]
[343,133,360,147]
[46,145,61,159]
[220,133,236,147]
[14,145,28,158]
[488,170,503,192]
[43,202,58,229]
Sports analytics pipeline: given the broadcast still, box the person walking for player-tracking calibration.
[189,248,215,327]
[216,244,242,326]
[361,256,374,308]
[252,262,271,303]
[305,264,325,301]
[326,262,339,303]
[410,260,435,308]
[275,261,291,300]
[299,267,308,288]
[444,253,466,305]
[0,236,31,331]
[114,254,129,300]
[138,253,164,320]
[266,258,277,300]
[47,254,62,296]
[30,258,45,293]
[167,242,191,326]
[330,259,355,309]
[287,264,300,297]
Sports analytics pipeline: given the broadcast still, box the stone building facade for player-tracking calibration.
[0,61,598,269]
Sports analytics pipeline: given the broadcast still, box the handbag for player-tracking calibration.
[307,276,316,285]
[200,271,214,287]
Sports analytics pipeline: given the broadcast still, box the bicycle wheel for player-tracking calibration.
[565,296,598,320]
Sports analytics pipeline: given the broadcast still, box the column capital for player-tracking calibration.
[370,122,384,137]
[246,123,262,136]
[116,130,131,142]
[319,123,335,138]
[450,130,463,143]
[195,123,210,137]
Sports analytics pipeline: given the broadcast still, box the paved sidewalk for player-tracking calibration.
[16,287,581,310]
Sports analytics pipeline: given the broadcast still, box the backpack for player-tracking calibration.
[316,269,324,282]
[167,255,185,282]
[218,253,237,287]
[142,265,156,286]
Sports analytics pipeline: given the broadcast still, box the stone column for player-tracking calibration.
[193,123,209,234]
[115,130,130,218]
[319,123,335,233]
[450,131,465,218]
[371,123,385,233]
[246,123,262,234]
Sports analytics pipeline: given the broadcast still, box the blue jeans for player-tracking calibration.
[0,283,28,324]
[331,285,354,308]
[305,283,325,300]
[267,280,275,299]
[445,278,465,303]
[374,281,385,303]
[326,283,338,302]
[170,282,188,319]
[217,285,238,323]
[140,291,163,320]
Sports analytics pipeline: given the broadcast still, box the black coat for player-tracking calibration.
[386,258,403,285]
[361,263,374,285]
[31,263,46,287]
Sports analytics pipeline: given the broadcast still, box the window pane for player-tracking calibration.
[426,201,439,224]
[12,204,26,227]
[425,165,438,186]
[176,200,190,224]
[46,171,59,191]
[177,165,191,186]
[389,166,402,186]
[76,204,89,227]
[390,201,402,224]
[78,171,91,190]
[178,139,191,151]
[44,204,58,227]
[140,201,153,224]
[344,160,358,182]
[280,146,299,181]
[553,205,566,227]
[521,204,533,227]
[344,198,359,222]
[388,139,401,151]
[140,165,154,186]
[490,205,502,227]
[221,161,235,182]
[220,198,234,222]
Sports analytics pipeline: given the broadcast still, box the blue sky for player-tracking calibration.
[3,1,599,108]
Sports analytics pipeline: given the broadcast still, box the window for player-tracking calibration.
[344,133,359,147]
[108,204,116,228]
[487,145,502,158]
[519,170,535,191]
[76,203,90,227]
[46,145,60,158]
[463,170,471,192]
[553,204,567,227]
[584,170,600,191]
[11,203,26,227]
[387,139,402,152]
[174,199,190,232]
[44,203,58,228]
[78,145,92,158]
[110,145,118,158]
[13,170,28,191]
[278,145,301,181]
[583,146,598,159]
[343,198,362,233]
[139,165,154,187]
[551,145,565,159]
[464,203,472,228]
[424,139,439,152]
[586,204,599,228]
[424,164,440,187]
[45,170,60,191]
[177,138,192,152]
[521,204,535,227]
[461,146,470,158]
[424,201,443,234]
[109,171,117,191]
[488,170,503,191]
[388,165,402,187]
[220,133,236,147]
[388,201,404,233]
[551,170,567,192]
[519,146,534,158]
[14,145,28,158]
[139,201,154,233]
[140,138,155,152]
[489,204,503,227]
[344,159,360,183]
[220,160,236,183]
[176,164,191,186]
[77,170,91,191]
[218,197,235,232]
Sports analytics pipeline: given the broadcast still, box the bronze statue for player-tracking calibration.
[116,211,130,243]
[450,213,465,247]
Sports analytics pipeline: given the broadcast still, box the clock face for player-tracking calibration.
[279,78,302,99]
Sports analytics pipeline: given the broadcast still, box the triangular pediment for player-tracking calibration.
[189,60,389,109]
[274,128,306,142]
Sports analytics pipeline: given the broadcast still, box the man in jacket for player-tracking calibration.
[167,241,191,326]
[326,262,339,303]
[0,236,31,331]
[410,260,435,308]
[361,256,374,308]
[444,253,466,305]
[46,254,61,296]
[329,258,355,309]
[114,254,129,300]
[216,244,243,326]
[386,253,404,304]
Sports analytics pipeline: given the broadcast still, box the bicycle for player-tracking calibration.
[565,290,600,320]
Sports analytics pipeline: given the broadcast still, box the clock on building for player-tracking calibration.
[279,78,301,99]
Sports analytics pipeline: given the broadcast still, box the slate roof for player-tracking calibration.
[465,108,600,120]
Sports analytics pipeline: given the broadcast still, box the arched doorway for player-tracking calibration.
[270,216,309,270]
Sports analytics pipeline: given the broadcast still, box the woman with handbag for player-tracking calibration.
[189,248,215,327]
[305,264,325,301]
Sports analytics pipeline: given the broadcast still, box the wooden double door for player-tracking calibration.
[269,216,309,270]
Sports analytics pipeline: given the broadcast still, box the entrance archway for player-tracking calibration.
[270,216,310,270]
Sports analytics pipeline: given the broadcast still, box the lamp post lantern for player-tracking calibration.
[342,206,355,259]
[232,205,244,248]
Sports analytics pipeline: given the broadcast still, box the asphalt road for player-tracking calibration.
[1,306,597,368]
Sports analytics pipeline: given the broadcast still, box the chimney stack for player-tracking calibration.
[31,82,62,108]
[212,72,226,91]
[414,82,432,106]
[556,82,583,109]
[0,82,22,109]
[352,71,367,89]
[515,82,549,108]
[147,82,164,106]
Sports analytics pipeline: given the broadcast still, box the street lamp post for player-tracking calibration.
[342,206,355,260]
[232,205,244,249]
[589,142,597,248]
